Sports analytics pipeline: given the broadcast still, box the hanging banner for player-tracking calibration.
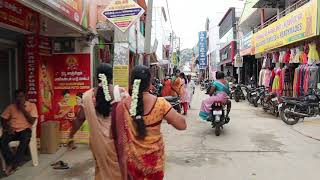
[50,54,91,143]
[102,0,145,32]
[25,36,40,104]
[198,31,207,69]
[0,0,39,32]
[252,0,318,54]
[40,0,89,28]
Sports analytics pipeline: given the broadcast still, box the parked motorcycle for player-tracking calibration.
[261,91,279,117]
[164,96,182,113]
[279,89,320,125]
[246,86,265,107]
[207,100,231,136]
[233,84,246,102]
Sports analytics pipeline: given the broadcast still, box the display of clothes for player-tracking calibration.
[289,48,296,63]
[308,42,320,64]
[272,68,283,96]
[272,52,280,63]
[292,65,319,97]
[283,49,291,63]
[259,68,271,88]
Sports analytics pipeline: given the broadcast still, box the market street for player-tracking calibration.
[5,88,320,180]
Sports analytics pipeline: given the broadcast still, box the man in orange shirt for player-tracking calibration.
[0,89,38,175]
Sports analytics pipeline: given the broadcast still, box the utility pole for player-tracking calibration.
[144,0,153,67]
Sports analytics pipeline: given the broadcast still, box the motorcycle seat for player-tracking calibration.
[163,96,179,102]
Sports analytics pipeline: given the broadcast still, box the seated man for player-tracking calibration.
[1,89,38,175]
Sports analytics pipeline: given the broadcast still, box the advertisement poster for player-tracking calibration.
[40,0,89,28]
[102,0,145,32]
[113,65,129,90]
[198,31,207,69]
[49,54,91,143]
[0,0,39,33]
[252,0,317,54]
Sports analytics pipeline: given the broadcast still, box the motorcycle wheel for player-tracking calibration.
[215,126,221,136]
[280,107,300,125]
[253,99,259,107]
[234,95,240,102]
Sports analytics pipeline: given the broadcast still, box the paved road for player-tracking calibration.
[164,89,320,180]
[8,88,320,180]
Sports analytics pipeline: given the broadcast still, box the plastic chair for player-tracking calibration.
[8,119,39,167]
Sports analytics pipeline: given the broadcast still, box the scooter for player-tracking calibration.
[207,100,231,136]
[233,84,246,102]
[261,91,279,117]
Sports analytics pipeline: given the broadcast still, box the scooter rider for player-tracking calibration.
[199,71,231,120]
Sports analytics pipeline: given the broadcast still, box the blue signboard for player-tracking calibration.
[198,31,207,69]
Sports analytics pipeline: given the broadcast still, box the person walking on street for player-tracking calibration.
[171,70,183,97]
[187,75,196,108]
[115,65,187,180]
[161,76,171,97]
[180,72,190,115]
[68,63,127,180]
[1,89,38,176]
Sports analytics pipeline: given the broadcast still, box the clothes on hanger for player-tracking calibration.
[308,42,320,64]
[289,48,296,63]
[283,49,291,63]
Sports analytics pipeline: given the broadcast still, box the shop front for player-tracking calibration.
[252,0,320,95]
[0,0,95,143]
[240,32,256,84]
[220,41,237,81]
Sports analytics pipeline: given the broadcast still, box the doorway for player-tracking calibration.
[0,43,17,113]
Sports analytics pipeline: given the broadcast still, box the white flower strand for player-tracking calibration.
[98,74,112,102]
[130,79,141,117]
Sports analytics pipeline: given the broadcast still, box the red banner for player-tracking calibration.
[25,35,40,104]
[40,0,88,28]
[0,0,39,32]
[49,54,91,141]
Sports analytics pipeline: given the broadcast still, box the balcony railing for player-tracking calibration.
[254,0,311,33]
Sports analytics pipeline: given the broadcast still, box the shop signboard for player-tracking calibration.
[252,0,318,54]
[102,0,145,32]
[25,36,40,104]
[198,31,207,70]
[240,32,253,56]
[0,0,39,32]
[40,0,89,28]
[47,54,91,143]
[172,52,177,65]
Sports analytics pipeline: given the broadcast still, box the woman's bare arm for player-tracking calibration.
[165,109,187,130]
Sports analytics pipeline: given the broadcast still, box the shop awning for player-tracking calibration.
[219,59,232,66]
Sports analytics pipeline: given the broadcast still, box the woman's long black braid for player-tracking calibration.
[95,63,113,118]
[131,65,151,139]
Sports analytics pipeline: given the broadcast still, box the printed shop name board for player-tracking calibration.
[0,0,39,32]
[198,31,207,69]
[252,0,317,54]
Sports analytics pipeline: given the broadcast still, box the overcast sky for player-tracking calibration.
[167,0,245,49]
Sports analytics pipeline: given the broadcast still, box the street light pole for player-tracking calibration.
[144,0,153,67]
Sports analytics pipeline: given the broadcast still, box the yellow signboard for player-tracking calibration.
[172,52,177,65]
[113,65,129,90]
[252,0,317,54]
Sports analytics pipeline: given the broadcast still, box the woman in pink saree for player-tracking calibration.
[68,63,127,180]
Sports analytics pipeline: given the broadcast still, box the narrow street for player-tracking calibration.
[6,88,320,180]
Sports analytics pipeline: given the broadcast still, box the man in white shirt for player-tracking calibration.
[187,75,196,108]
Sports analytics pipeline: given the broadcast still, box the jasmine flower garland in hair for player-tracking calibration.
[130,79,141,116]
[98,74,112,101]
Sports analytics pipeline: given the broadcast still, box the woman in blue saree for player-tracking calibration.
[199,71,230,120]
